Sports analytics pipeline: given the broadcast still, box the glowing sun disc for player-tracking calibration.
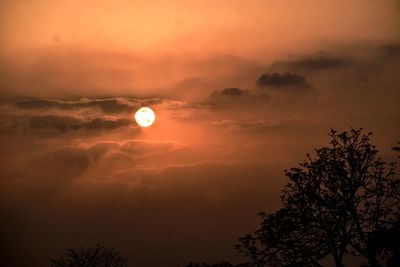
[135,107,155,127]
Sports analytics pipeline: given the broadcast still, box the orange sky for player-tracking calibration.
[1,0,399,57]
[1,1,400,267]
[1,0,399,98]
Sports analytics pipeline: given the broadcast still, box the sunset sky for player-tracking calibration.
[1,1,400,267]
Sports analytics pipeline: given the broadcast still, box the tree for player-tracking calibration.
[364,222,400,267]
[237,129,400,267]
[237,208,329,267]
[50,244,130,267]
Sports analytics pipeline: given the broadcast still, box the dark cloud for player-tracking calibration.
[208,88,255,106]
[29,115,132,134]
[256,72,312,89]
[205,87,270,112]
[16,99,58,109]
[16,98,133,114]
[0,97,193,135]
[218,88,248,97]
[83,118,132,131]
[273,54,347,71]
[93,99,132,114]
[30,115,82,133]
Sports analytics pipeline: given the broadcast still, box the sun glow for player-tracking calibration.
[135,107,156,127]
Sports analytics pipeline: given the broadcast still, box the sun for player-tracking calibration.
[135,107,156,127]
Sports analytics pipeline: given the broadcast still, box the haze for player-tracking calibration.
[0,1,399,267]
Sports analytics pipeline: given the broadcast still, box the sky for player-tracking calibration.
[0,1,400,267]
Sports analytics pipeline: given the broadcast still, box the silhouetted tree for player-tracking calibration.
[362,222,400,267]
[237,129,400,267]
[50,244,129,267]
[237,207,328,267]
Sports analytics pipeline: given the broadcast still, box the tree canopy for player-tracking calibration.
[237,129,400,267]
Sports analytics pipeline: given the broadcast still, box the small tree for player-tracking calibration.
[237,129,400,267]
[50,244,129,267]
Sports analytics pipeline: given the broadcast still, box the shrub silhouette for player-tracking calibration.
[50,244,129,267]
[237,129,400,267]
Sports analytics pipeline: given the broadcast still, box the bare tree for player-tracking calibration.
[50,244,129,267]
[237,129,400,267]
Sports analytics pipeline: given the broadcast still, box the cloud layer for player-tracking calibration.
[1,42,400,267]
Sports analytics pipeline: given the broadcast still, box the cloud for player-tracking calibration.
[7,138,188,186]
[272,54,347,72]
[16,98,134,114]
[90,99,133,114]
[41,146,91,177]
[210,119,270,132]
[16,99,58,109]
[209,119,324,136]
[87,142,120,161]
[256,72,312,89]
[85,139,186,164]
[30,115,82,133]
[28,115,132,134]
[208,87,251,101]
[0,97,155,134]
[207,88,257,108]
[216,88,248,97]
[1,96,214,135]
[83,118,132,131]
[0,47,265,98]
[85,139,186,167]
